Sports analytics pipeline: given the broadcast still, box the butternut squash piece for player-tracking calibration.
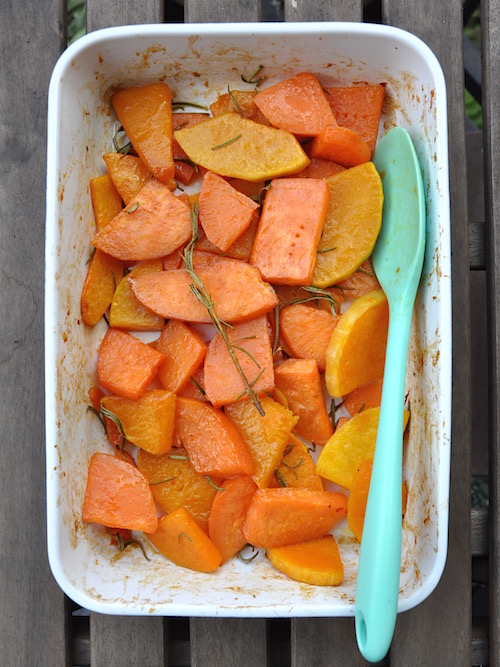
[91,179,192,262]
[225,395,298,489]
[82,452,158,532]
[316,407,410,489]
[204,316,275,408]
[343,377,383,416]
[325,290,389,397]
[89,174,123,232]
[274,358,333,445]
[137,448,219,532]
[210,89,271,125]
[100,390,176,455]
[174,113,310,181]
[208,476,258,562]
[279,303,338,372]
[97,328,165,400]
[249,178,330,285]
[253,72,336,137]
[195,213,259,262]
[175,397,254,478]
[309,125,371,167]
[267,535,343,586]
[80,250,124,327]
[198,171,259,252]
[242,488,347,548]
[153,319,207,394]
[112,83,175,184]
[146,507,222,572]
[129,252,279,324]
[312,162,383,288]
[109,259,164,331]
[103,153,153,205]
[270,435,324,491]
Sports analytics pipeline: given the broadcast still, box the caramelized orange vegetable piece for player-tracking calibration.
[204,316,275,408]
[112,83,175,184]
[175,397,254,478]
[198,171,259,252]
[309,125,371,168]
[80,250,124,327]
[91,179,192,262]
[102,153,153,205]
[297,157,345,179]
[195,213,259,262]
[210,89,271,125]
[225,395,299,489]
[109,259,164,331]
[279,303,338,372]
[100,390,176,455]
[325,290,388,397]
[336,258,381,298]
[82,452,158,532]
[153,319,207,394]
[343,377,383,416]
[137,447,219,532]
[174,113,310,181]
[97,328,165,400]
[250,178,330,285]
[208,476,258,562]
[89,174,123,232]
[253,72,336,137]
[325,84,385,156]
[270,435,324,491]
[242,488,347,548]
[267,535,343,586]
[129,252,279,324]
[146,507,222,572]
[274,358,333,445]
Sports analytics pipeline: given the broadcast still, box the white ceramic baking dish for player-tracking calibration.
[45,22,451,616]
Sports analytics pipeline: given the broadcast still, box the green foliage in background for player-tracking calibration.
[68,0,85,45]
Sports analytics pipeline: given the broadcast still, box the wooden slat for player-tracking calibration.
[185,0,261,23]
[283,0,363,21]
[190,618,268,666]
[0,0,69,665]
[86,0,164,28]
[84,2,166,664]
[482,0,500,664]
[381,0,472,662]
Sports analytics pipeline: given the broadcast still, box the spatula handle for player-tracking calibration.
[354,304,411,662]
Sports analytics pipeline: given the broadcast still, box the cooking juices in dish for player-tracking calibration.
[80,69,408,585]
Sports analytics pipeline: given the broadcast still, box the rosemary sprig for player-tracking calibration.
[86,246,96,264]
[117,533,150,560]
[211,134,242,151]
[357,402,366,414]
[189,375,206,396]
[231,345,261,368]
[357,266,376,277]
[232,367,266,403]
[100,405,126,456]
[178,532,193,543]
[126,201,140,213]
[150,476,177,486]
[181,205,265,416]
[238,545,259,563]
[287,286,340,317]
[172,101,209,110]
[275,468,288,487]
[272,304,281,357]
[317,246,337,253]
[329,400,336,430]
[112,123,132,154]
[174,157,199,172]
[241,64,265,87]
[169,454,190,461]
[87,405,106,434]
[205,476,226,492]
[227,85,243,114]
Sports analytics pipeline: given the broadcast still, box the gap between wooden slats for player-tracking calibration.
[381,0,472,663]
[482,0,500,665]
[84,1,166,664]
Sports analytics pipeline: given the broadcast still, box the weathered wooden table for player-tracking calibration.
[1,0,498,664]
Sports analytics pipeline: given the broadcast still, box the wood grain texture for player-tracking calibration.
[190,618,267,666]
[89,615,166,666]
[86,0,164,30]
[85,3,166,665]
[0,0,69,665]
[284,0,363,22]
[482,0,500,664]
[382,0,472,663]
[185,0,261,23]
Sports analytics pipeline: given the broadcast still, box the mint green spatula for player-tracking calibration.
[354,127,426,662]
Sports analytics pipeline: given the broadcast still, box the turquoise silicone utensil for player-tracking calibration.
[354,127,426,662]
